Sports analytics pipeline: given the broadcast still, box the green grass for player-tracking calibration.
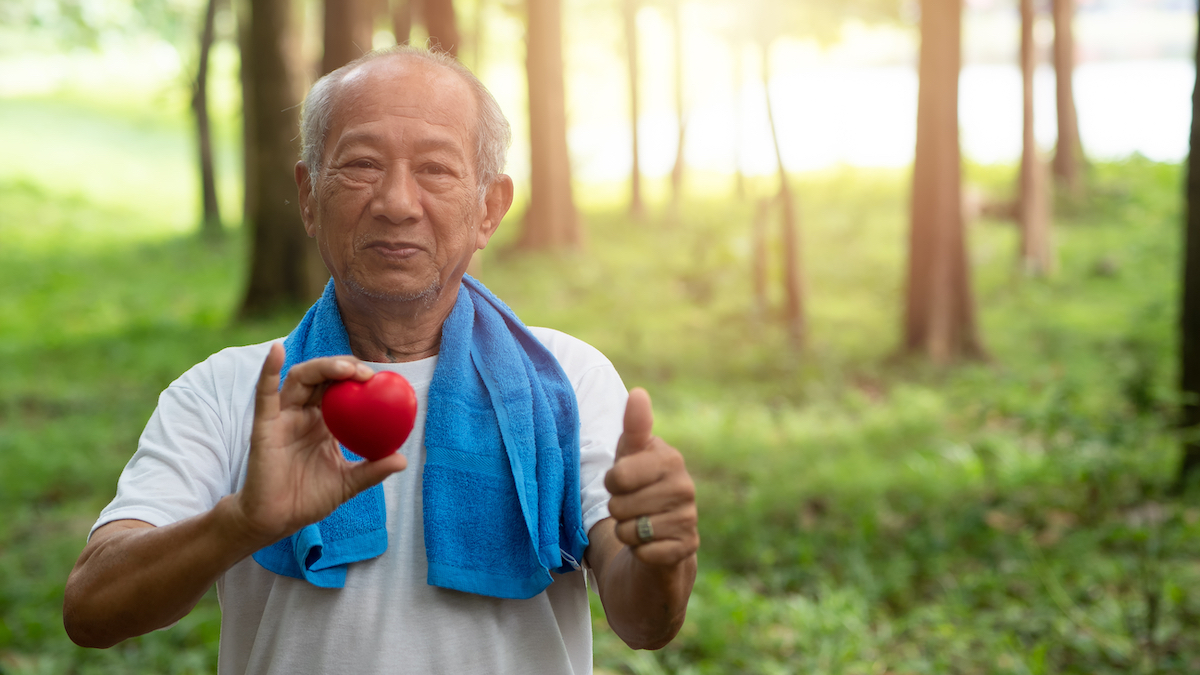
[1,93,1199,674]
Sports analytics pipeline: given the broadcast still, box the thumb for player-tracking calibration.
[615,387,654,461]
[345,452,408,497]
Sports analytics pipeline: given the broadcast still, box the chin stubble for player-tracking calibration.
[345,274,442,309]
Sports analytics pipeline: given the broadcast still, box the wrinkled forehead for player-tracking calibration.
[326,56,479,151]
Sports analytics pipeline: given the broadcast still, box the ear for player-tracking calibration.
[295,161,317,237]
[476,174,514,250]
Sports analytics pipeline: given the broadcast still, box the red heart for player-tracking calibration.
[321,371,417,462]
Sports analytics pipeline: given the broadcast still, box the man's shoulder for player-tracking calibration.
[168,339,279,395]
[526,327,613,378]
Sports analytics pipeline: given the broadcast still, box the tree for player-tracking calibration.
[902,0,983,362]
[1178,9,1200,487]
[760,39,804,349]
[517,0,580,249]
[623,0,644,217]
[424,0,461,55]
[668,0,686,212]
[323,0,376,75]
[1018,0,1051,275]
[1051,0,1083,196]
[239,0,323,316]
[193,0,222,240]
[392,0,412,43]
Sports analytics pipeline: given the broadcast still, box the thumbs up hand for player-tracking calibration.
[603,388,699,567]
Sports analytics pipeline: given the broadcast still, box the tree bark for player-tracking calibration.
[239,0,324,317]
[392,0,412,44]
[323,0,376,75]
[903,0,983,362]
[518,0,579,249]
[1178,11,1200,486]
[1051,0,1083,196]
[424,0,460,56]
[668,0,685,211]
[1019,0,1052,275]
[237,0,257,230]
[623,0,643,218]
[762,41,804,350]
[194,0,222,240]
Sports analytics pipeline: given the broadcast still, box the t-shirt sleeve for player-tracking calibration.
[90,370,234,538]
[574,365,627,537]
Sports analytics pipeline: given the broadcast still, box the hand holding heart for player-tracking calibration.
[233,343,409,544]
[603,388,699,568]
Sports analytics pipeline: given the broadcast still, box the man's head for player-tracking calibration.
[301,46,511,203]
[295,48,515,309]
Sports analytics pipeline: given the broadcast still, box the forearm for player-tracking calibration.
[599,547,696,649]
[590,520,697,650]
[64,495,269,648]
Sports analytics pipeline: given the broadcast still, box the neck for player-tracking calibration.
[334,280,462,363]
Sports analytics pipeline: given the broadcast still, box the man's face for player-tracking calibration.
[297,58,507,306]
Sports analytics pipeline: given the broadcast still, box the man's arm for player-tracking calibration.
[585,388,699,650]
[63,343,407,648]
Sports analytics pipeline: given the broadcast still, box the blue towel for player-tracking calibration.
[251,276,589,599]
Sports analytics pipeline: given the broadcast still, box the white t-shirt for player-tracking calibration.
[93,327,628,675]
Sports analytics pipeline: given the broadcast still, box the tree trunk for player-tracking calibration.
[752,196,769,319]
[239,0,324,317]
[323,0,376,75]
[237,0,257,230]
[623,0,643,218]
[1051,0,1083,196]
[392,0,412,44]
[518,0,579,249]
[1178,11,1200,487]
[424,0,460,56]
[194,0,222,240]
[1019,0,1052,275]
[762,41,804,350]
[668,0,685,212]
[903,0,983,362]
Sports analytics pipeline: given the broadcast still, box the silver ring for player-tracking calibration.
[636,515,654,544]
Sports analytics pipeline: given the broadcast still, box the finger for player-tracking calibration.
[279,356,374,408]
[254,342,286,422]
[607,470,696,522]
[343,451,408,497]
[604,438,684,495]
[614,387,654,461]
[630,538,699,568]
[612,505,698,550]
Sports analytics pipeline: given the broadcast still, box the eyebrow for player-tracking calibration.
[333,131,467,162]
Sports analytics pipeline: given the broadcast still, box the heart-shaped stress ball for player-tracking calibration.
[321,371,417,462]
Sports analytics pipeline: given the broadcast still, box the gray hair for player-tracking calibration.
[299,45,511,202]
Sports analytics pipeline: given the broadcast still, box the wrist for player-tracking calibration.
[215,494,285,555]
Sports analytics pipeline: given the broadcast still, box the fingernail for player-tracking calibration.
[358,365,374,378]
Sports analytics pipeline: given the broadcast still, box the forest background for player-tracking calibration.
[2,0,1200,672]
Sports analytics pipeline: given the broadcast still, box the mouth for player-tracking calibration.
[365,240,425,260]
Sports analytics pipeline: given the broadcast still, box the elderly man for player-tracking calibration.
[63,47,698,674]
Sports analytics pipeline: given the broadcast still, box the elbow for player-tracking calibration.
[63,577,123,649]
[63,608,119,649]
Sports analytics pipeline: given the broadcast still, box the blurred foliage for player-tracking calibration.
[1,96,1199,675]
[0,0,201,51]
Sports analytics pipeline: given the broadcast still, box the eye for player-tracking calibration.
[421,164,450,176]
[351,159,377,170]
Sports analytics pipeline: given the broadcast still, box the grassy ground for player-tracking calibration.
[2,95,1199,674]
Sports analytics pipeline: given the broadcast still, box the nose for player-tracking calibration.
[370,163,423,225]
